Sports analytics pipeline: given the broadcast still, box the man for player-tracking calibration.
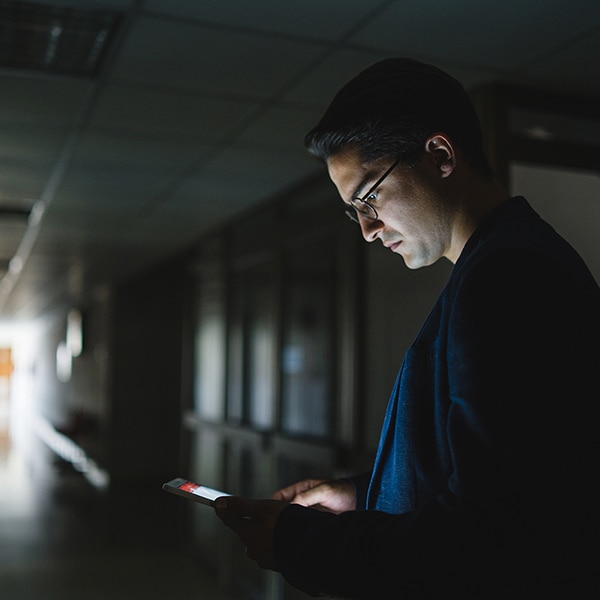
[215,58,599,598]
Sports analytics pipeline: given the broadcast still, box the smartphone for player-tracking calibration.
[162,477,231,507]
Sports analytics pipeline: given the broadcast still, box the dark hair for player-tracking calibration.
[304,57,492,176]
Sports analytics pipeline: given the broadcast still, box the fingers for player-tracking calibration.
[271,478,326,502]
[292,483,335,507]
[292,479,356,513]
[272,478,355,512]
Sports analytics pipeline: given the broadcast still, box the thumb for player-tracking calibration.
[214,495,243,517]
[214,496,271,519]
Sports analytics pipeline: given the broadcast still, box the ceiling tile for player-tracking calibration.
[110,15,326,99]
[89,82,261,141]
[69,130,212,170]
[282,47,394,108]
[0,162,54,203]
[143,0,388,41]
[0,124,68,166]
[350,0,600,72]
[36,0,135,9]
[0,75,90,125]
[234,104,325,152]
[51,164,173,212]
[181,144,320,197]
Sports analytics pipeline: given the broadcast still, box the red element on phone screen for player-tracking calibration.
[179,481,199,493]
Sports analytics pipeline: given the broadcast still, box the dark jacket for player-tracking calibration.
[274,197,600,599]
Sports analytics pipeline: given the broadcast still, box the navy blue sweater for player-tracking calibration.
[274,197,600,599]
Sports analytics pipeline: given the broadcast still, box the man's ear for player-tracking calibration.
[425,133,456,178]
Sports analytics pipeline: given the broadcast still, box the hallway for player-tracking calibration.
[0,431,243,600]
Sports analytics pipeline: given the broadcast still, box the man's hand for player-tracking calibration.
[272,478,356,514]
[214,497,288,571]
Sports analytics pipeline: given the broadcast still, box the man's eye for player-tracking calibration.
[366,191,378,202]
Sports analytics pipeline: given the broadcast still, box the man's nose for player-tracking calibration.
[358,214,383,242]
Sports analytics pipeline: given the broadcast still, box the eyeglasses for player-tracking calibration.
[345,157,401,224]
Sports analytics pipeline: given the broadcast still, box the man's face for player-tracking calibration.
[327,147,456,269]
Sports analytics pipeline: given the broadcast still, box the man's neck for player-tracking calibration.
[447,174,509,264]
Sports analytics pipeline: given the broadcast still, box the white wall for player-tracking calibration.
[510,163,600,283]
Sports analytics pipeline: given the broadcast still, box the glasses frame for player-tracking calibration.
[345,157,401,224]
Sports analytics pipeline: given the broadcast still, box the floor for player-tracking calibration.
[0,429,245,600]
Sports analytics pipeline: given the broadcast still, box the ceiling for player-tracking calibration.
[1,0,599,321]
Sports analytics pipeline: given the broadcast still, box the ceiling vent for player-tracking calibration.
[0,0,122,77]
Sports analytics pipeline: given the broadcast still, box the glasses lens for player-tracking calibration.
[352,199,377,220]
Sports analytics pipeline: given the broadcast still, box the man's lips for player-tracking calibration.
[385,241,401,252]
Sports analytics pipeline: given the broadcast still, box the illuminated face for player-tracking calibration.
[327,147,458,269]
